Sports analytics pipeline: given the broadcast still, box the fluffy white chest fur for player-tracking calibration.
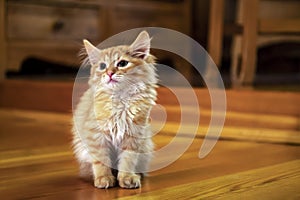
[94,81,152,146]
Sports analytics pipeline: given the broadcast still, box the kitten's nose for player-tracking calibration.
[107,71,114,77]
[106,66,117,77]
[107,71,114,76]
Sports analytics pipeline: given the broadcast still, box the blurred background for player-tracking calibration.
[0,2,299,198]
[0,0,299,90]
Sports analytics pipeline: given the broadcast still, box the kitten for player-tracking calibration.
[72,31,158,189]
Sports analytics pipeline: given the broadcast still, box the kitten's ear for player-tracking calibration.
[83,39,100,65]
[130,31,151,59]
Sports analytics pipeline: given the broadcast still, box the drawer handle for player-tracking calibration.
[52,20,65,32]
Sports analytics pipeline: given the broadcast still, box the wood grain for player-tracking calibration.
[3,0,192,76]
[112,1,189,34]
[7,40,82,71]
[161,105,299,130]
[0,0,6,80]
[119,160,300,200]
[7,3,100,40]
[259,19,300,34]
[238,0,258,86]
[0,80,299,145]
[208,0,224,67]
[0,108,299,199]
[153,122,300,145]
[1,80,300,115]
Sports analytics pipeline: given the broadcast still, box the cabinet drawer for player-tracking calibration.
[7,3,101,40]
[111,2,190,34]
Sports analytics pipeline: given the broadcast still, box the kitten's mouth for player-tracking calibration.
[108,79,118,84]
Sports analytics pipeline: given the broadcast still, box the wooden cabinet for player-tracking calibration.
[110,1,191,35]
[0,0,192,80]
[7,3,101,40]
[3,0,106,73]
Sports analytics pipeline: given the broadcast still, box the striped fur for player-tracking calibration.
[72,31,158,189]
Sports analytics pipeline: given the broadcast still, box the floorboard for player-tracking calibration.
[0,108,299,199]
[120,160,300,200]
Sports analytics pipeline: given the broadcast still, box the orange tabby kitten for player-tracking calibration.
[72,31,158,189]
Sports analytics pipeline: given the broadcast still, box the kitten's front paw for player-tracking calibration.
[118,173,141,189]
[94,175,116,189]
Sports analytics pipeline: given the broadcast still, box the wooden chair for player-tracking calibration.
[0,0,6,81]
[208,0,300,88]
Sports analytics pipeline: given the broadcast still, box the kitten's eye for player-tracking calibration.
[99,62,107,70]
[117,60,129,68]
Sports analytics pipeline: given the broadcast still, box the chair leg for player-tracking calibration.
[241,0,259,86]
[231,0,243,87]
[231,0,259,88]
[208,0,225,68]
[0,0,6,81]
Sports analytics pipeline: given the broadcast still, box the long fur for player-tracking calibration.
[72,31,158,189]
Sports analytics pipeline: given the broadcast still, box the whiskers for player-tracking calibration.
[122,76,140,87]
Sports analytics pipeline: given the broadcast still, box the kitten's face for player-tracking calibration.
[90,46,149,90]
[84,31,156,91]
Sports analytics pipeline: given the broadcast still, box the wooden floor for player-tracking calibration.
[0,80,300,199]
